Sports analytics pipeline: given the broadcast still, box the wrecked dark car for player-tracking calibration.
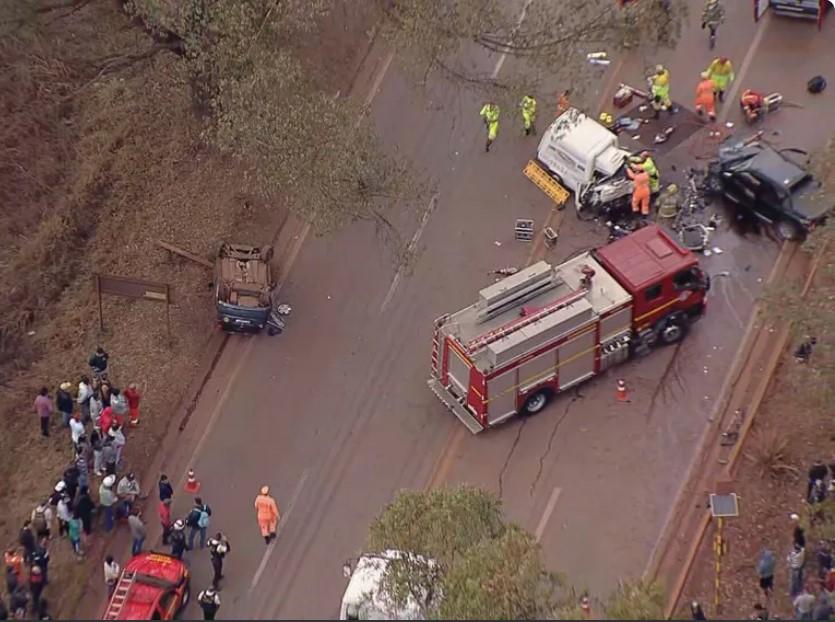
[705,137,831,240]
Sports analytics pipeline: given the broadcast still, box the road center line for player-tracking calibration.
[250,469,311,593]
[490,0,535,79]
[380,193,439,312]
[534,486,562,542]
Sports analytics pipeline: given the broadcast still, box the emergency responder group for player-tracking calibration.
[475,49,743,220]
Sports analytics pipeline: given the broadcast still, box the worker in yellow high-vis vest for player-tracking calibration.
[479,102,500,152]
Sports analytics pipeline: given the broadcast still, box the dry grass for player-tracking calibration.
[0,0,377,617]
[745,429,800,481]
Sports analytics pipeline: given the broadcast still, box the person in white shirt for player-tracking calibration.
[103,555,120,596]
[69,413,85,449]
[77,376,93,423]
[56,495,72,537]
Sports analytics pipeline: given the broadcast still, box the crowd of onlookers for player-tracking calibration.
[3,347,142,619]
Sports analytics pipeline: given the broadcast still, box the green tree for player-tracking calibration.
[363,485,665,620]
[378,0,687,104]
[124,0,425,242]
[366,485,560,620]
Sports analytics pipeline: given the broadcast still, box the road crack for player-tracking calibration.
[497,418,528,500]
[529,388,584,497]
[647,342,684,420]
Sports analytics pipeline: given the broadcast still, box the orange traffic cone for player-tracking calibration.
[616,379,630,403]
[184,469,201,493]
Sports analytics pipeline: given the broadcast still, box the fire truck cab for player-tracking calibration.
[428,225,708,433]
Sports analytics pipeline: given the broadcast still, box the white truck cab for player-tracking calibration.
[536,108,632,212]
[340,550,437,620]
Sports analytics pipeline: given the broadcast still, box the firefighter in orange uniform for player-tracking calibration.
[254,486,280,545]
[695,71,717,121]
[740,88,765,123]
[626,163,651,216]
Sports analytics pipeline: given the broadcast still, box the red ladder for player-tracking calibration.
[103,571,136,620]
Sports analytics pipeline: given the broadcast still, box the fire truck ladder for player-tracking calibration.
[523,160,570,206]
[103,571,136,620]
[466,288,588,354]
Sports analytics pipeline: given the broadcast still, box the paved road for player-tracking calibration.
[135,3,834,619]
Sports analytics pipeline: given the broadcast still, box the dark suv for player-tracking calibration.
[706,138,830,240]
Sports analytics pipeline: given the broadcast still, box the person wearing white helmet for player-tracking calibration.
[98,475,117,532]
[170,519,187,560]
[207,532,231,589]
[198,586,221,620]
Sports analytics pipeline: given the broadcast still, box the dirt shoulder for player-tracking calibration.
[0,1,377,616]
[680,250,834,620]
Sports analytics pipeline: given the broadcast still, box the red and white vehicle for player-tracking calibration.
[428,225,710,433]
[102,552,190,620]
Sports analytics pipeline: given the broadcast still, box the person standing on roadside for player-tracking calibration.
[159,498,173,545]
[756,548,775,598]
[158,474,173,503]
[128,509,146,556]
[31,539,49,586]
[690,600,707,620]
[89,346,109,379]
[116,472,140,517]
[30,503,52,541]
[74,487,94,539]
[18,523,35,565]
[207,533,230,589]
[124,384,142,427]
[254,486,280,544]
[103,556,120,596]
[792,513,807,549]
[67,513,82,558]
[33,388,53,438]
[110,388,129,428]
[794,584,815,620]
[69,412,85,451]
[56,382,73,428]
[186,497,212,550]
[28,566,44,615]
[788,542,806,597]
[170,520,187,560]
[197,587,220,620]
[99,475,118,532]
[77,376,93,423]
[89,390,103,427]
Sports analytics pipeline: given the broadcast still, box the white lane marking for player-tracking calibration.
[718,11,771,124]
[490,0,535,79]
[173,36,395,506]
[534,486,562,543]
[380,193,439,313]
[249,469,311,592]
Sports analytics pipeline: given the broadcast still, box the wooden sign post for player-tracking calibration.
[93,274,173,341]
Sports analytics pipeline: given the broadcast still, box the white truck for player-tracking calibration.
[533,107,634,218]
[340,551,438,620]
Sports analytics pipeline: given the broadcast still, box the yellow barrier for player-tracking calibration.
[523,160,570,206]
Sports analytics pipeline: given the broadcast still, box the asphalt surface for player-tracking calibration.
[124,3,835,619]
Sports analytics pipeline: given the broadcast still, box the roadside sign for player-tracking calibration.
[93,274,173,340]
[709,493,739,518]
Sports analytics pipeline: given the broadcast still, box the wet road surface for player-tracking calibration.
[132,3,835,619]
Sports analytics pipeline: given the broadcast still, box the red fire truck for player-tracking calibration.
[428,225,710,433]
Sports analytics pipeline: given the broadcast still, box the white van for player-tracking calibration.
[339,550,438,620]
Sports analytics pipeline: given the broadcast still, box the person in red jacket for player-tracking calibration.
[159,498,173,545]
[124,383,142,427]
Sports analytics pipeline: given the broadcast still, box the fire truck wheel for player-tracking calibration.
[522,390,550,415]
[659,317,687,345]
